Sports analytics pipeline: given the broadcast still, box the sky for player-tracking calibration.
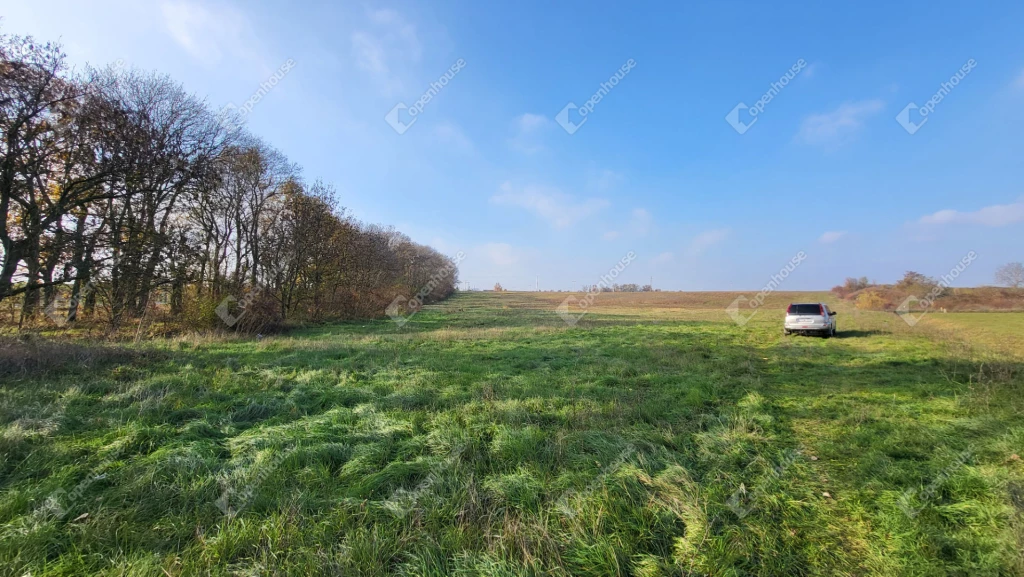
[2,0,1022,291]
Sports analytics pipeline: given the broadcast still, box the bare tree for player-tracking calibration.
[1,31,460,332]
[995,262,1024,288]
[0,36,121,315]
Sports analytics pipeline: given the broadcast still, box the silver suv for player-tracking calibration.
[784,303,837,338]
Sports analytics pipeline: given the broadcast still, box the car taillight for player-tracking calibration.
[786,305,793,314]
[819,305,826,316]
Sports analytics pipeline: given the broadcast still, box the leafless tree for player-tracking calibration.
[995,262,1024,288]
[1,31,459,331]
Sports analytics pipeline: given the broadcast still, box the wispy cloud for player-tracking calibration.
[687,228,730,256]
[433,122,474,153]
[515,113,547,132]
[351,32,387,74]
[917,199,1024,227]
[351,8,421,96]
[586,167,624,192]
[479,242,519,266]
[161,1,254,65]
[651,251,673,264]
[602,230,621,240]
[491,182,608,229]
[798,99,884,146]
[819,231,847,243]
[1014,68,1024,90]
[509,113,549,153]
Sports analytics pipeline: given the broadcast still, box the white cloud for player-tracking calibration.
[352,32,388,75]
[161,1,253,64]
[651,251,673,264]
[602,231,621,240]
[351,8,421,96]
[479,242,519,267]
[433,122,474,153]
[509,113,549,154]
[819,231,847,243]
[798,100,884,146]
[586,167,624,192]
[1014,68,1024,90]
[515,113,548,132]
[917,200,1024,227]
[687,228,730,256]
[491,182,609,229]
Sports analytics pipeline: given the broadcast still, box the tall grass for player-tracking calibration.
[1,293,1022,575]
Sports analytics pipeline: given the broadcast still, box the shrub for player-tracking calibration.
[855,291,887,310]
[897,271,936,289]
[207,289,285,334]
[233,291,285,334]
[833,277,872,298]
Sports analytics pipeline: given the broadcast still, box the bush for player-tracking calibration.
[233,291,285,334]
[202,289,285,334]
[834,277,872,297]
[897,271,936,290]
[180,294,226,331]
[855,291,887,310]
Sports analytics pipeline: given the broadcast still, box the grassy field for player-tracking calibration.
[918,312,1024,360]
[1,292,1023,576]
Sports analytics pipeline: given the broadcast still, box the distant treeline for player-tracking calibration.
[0,33,458,332]
[832,271,1024,312]
[585,284,654,293]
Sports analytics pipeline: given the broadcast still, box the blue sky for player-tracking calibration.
[4,0,1022,290]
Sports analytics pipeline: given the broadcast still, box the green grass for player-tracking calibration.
[1,292,1023,576]
[920,312,1024,359]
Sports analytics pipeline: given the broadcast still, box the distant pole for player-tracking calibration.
[572,280,576,292]
[536,276,539,291]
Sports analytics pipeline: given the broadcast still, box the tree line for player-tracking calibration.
[0,33,458,332]
[585,283,653,293]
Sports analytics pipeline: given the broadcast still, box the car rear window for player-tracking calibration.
[788,304,822,315]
